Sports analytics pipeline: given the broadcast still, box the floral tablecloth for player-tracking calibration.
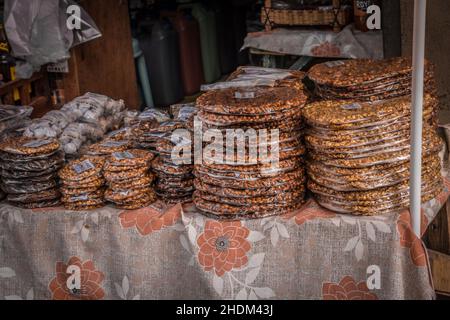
[1,178,449,300]
[243,25,384,59]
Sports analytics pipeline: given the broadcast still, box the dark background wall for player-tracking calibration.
[400,0,450,114]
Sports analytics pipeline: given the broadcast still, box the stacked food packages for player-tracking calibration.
[308,57,436,102]
[24,93,125,157]
[0,137,63,208]
[303,95,443,216]
[104,149,157,210]
[132,110,171,153]
[193,85,308,219]
[151,121,195,204]
[59,156,106,211]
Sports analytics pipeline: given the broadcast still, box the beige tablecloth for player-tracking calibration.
[1,178,449,300]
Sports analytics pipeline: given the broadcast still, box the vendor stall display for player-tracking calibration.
[24,93,126,157]
[308,57,437,102]
[194,85,308,219]
[104,149,157,210]
[0,137,63,208]
[59,156,106,211]
[303,94,444,215]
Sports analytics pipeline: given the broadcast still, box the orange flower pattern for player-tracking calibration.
[197,221,251,277]
[119,203,182,236]
[397,210,429,267]
[323,276,378,300]
[48,257,105,300]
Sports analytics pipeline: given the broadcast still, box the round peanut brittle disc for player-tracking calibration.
[0,137,60,156]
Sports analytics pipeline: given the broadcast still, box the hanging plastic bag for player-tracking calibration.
[4,0,102,79]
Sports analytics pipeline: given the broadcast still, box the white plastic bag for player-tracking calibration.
[4,0,102,78]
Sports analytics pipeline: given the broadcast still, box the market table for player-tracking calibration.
[1,178,449,300]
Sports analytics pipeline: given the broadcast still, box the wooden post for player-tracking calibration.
[264,0,272,31]
[332,0,341,32]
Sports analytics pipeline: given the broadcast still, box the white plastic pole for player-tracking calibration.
[410,0,427,237]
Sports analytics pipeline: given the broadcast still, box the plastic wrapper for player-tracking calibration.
[108,174,154,191]
[307,156,441,192]
[195,159,302,181]
[2,172,59,185]
[201,67,305,91]
[195,168,305,190]
[194,188,305,207]
[4,0,102,78]
[156,178,194,189]
[193,194,305,220]
[107,128,132,141]
[24,93,126,156]
[308,176,441,203]
[86,140,132,157]
[59,157,105,182]
[103,167,148,182]
[1,165,61,179]
[303,94,437,130]
[198,108,303,126]
[61,189,105,203]
[306,127,411,149]
[195,179,304,199]
[114,192,157,210]
[105,187,154,203]
[106,149,154,167]
[0,137,60,157]
[61,185,102,197]
[7,188,61,204]
[1,179,58,195]
[308,58,436,102]
[62,176,105,189]
[0,151,64,172]
[313,134,442,169]
[138,108,171,123]
[152,157,193,177]
[202,145,306,166]
[307,57,431,88]
[197,86,308,116]
[0,105,33,139]
[315,183,443,216]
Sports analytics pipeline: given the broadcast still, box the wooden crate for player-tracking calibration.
[261,0,352,32]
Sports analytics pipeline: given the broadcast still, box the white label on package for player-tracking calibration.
[113,152,135,160]
[235,91,255,99]
[101,141,128,148]
[341,103,362,110]
[325,60,346,68]
[71,194,89,202]
[23,140,53,148]
[73,160,95,174]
